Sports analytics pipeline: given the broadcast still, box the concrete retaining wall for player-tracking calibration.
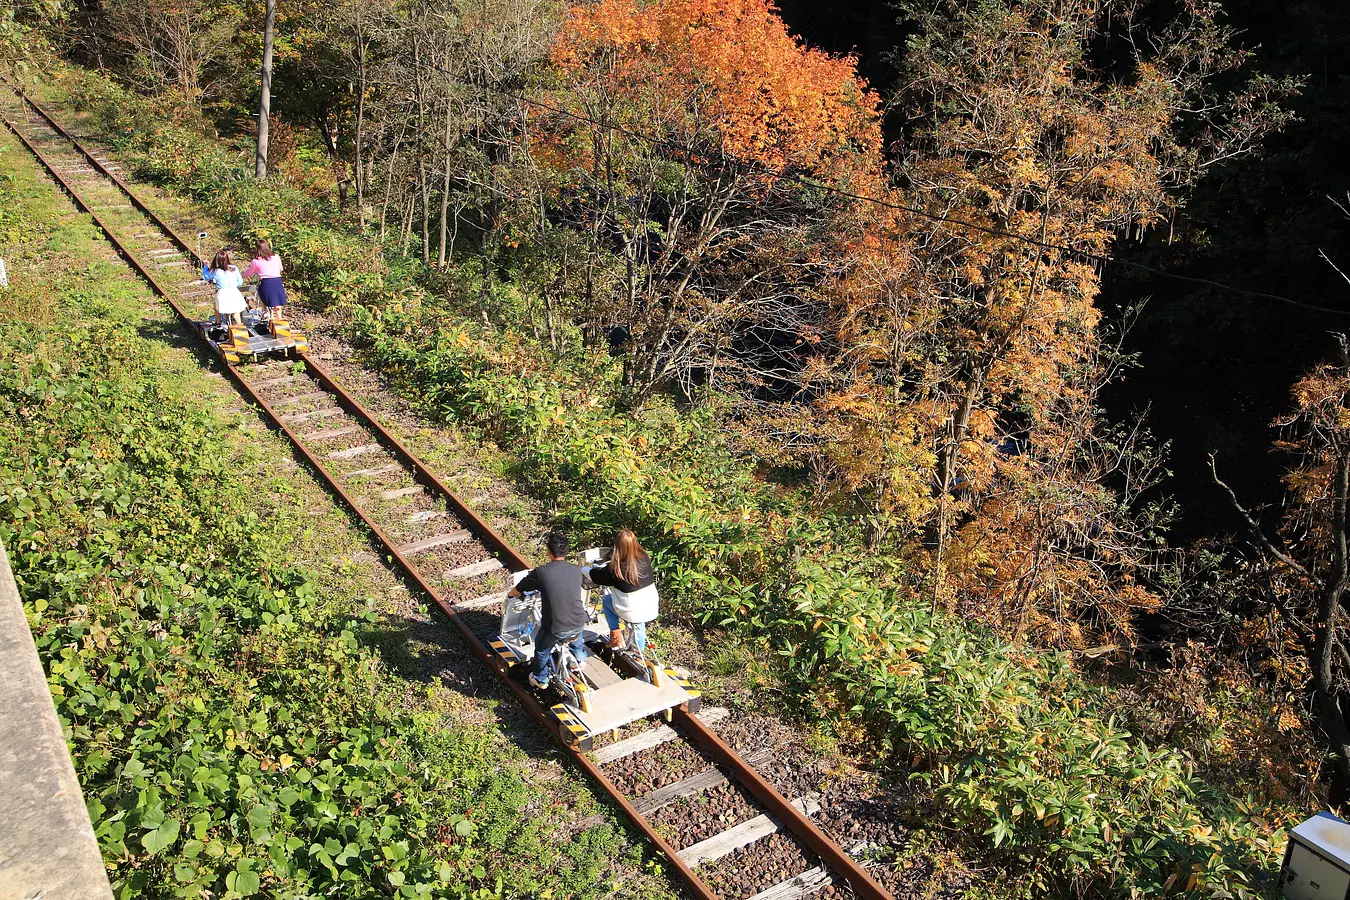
[0,541,112,900]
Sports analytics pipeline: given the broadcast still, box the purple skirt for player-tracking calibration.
[258,277,287,307]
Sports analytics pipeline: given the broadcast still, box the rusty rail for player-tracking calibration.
[2,86,895,900]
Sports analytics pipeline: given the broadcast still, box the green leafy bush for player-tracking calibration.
[0,174,43,245]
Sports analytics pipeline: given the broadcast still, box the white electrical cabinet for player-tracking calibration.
[1282,813,1350,900]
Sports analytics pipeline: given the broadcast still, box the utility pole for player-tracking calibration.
[255,0,276,179]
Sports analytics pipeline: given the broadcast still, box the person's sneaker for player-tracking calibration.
[528,674,549,691]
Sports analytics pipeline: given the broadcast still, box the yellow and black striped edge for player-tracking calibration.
[487,635,520,668]
[551,703,591,748]
[272,319,309,353]
[663,667,702,712]
[229,324,252,356]
[662,668,699,697]
[219,334,241,364]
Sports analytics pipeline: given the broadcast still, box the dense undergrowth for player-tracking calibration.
[355,298,1292,898]
[0,139,639,900]
[30,66,1300,897]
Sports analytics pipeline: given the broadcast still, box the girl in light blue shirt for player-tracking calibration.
[202,248,247,324]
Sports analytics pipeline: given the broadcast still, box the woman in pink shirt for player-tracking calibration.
[243,239,287,322]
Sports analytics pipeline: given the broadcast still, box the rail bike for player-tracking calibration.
[487,548,700,752]
[197,309,308,365]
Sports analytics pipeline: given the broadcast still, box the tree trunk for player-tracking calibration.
[933,371,984,609]
[255,0,276,179]
[438,82,454,268]
[402,194,415,250]
[411,32,430,265]
[1313,448,1350,785]
[354,30,367,230]
[379,126,406,243]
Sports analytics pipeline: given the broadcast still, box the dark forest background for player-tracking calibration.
[779,0,1350,542]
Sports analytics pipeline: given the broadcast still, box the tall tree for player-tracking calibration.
[811,0,1295,641]
[256,0,276,178]
[104,0,242,98]
[1215,333,1350,787]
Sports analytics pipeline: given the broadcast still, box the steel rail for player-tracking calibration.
[2,90,895,900]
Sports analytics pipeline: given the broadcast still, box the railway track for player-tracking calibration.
[0,84,894,900]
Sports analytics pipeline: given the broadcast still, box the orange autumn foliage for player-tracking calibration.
[806,0,1256,645]
[551,0,882,184]
[539,0,1286,652]
[538,0,887,398]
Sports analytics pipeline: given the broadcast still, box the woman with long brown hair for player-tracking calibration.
[242,238,288,323]
[201,248,246,325]
[588,528,659,650]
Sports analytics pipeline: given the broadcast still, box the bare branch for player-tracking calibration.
[1321,249,1350,290]
[1210,452,1321,585]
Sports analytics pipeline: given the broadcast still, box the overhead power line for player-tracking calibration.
[444,68,1349,318]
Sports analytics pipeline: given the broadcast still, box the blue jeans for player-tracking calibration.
[532,627,587,682]
[602,592,647,652]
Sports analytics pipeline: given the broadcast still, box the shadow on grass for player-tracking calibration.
[134,316,216,363]
[361,606,565,760]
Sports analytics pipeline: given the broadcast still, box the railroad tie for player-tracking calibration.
[746,842,870,900]
[251,375,299,390]
[408,509,446,524]
[677,795,822,867]
[745,867,833,900]
[279,406,343,424]
[305,425,362,442]
[327,444,381,460]
[344,463,400,479]
[632,748,774,816]
[398,531,471,555]
[382,485,423,500]
[590,707,730,764]
[444,557,503,579]
[271,391,330,408]
[453,592,505,611]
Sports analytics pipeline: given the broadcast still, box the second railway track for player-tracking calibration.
[0,84,894,900]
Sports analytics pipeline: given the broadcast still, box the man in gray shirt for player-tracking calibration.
[509,532,588,689]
